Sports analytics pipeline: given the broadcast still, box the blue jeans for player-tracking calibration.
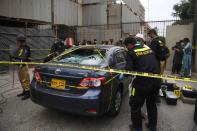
[182,54,192,76]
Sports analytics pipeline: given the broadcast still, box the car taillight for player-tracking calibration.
[34,70,41,81]
[79,77,106,88]
[86,109,97,114]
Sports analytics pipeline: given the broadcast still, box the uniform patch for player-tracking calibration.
[135,49,152,56]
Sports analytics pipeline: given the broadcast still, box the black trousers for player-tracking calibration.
[129,77,161,129]
[172,62,182,74]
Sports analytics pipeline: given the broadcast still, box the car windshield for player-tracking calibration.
[53,48,107,66]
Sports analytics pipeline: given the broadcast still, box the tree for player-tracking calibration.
[173,0,195,20]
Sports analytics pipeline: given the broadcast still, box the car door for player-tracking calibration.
[113,49,131,95]
[113,49,126,69]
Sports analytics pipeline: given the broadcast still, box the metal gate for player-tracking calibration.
[0,26,55,72]
[75,19,194,43]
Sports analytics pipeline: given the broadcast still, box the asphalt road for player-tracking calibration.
[0,91,196,131]
[0,70,196,131]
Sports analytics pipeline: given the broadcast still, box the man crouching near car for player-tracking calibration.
[123,36,161,131]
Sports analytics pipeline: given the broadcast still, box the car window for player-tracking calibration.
[53,48,106,66]
[114,50,126,64]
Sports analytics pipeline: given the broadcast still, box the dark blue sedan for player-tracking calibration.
[30,45,131,116]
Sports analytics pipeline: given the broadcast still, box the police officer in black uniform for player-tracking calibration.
[147,29,169,74]
[147,29,169,104]
[50,40,66,54]
[43,39,66,62]
[124,37,161,131]
[171,40,184,74]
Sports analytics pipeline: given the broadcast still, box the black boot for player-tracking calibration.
[21,91,30,100]
[145,123,157,131]
[17,91,25,97]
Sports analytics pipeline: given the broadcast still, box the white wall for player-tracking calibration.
[0,0,144,26]
[0,0,51,22]
[82,4,107,25]
[109,5,121,24]
[54,0,82,26]
[78,1,83,26]
[122,0,145,22]
[108,0,145,24]
[0,0,83,26]
[82,0,144,25]
[166,23,194,71]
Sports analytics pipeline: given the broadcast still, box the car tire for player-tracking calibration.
[107,89,122,117]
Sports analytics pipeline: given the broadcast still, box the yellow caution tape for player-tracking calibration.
[0,60,196,83]
[38,74,119,89]
[105,74,120,85]
[1,45,197,83]
[95,48,113,76]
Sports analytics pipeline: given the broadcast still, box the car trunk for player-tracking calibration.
[35,65,93,95]
[34,47,108,95]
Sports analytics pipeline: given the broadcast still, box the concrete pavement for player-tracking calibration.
[0,91,196,131]
[0,70,196,131]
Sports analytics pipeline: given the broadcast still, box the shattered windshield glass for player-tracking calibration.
[53,48,107,66]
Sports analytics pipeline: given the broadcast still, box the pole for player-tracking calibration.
[25,21,28,45]
[77,0,78,26]
[24,21,27,38]
[148,0,150,21]
[55,25,58,40]
[12,61,15,89]
[51,0,54,26]
[163,22,165,37]
[76,1,78,44]
[120,2,123,38]
[107,0,109,29]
